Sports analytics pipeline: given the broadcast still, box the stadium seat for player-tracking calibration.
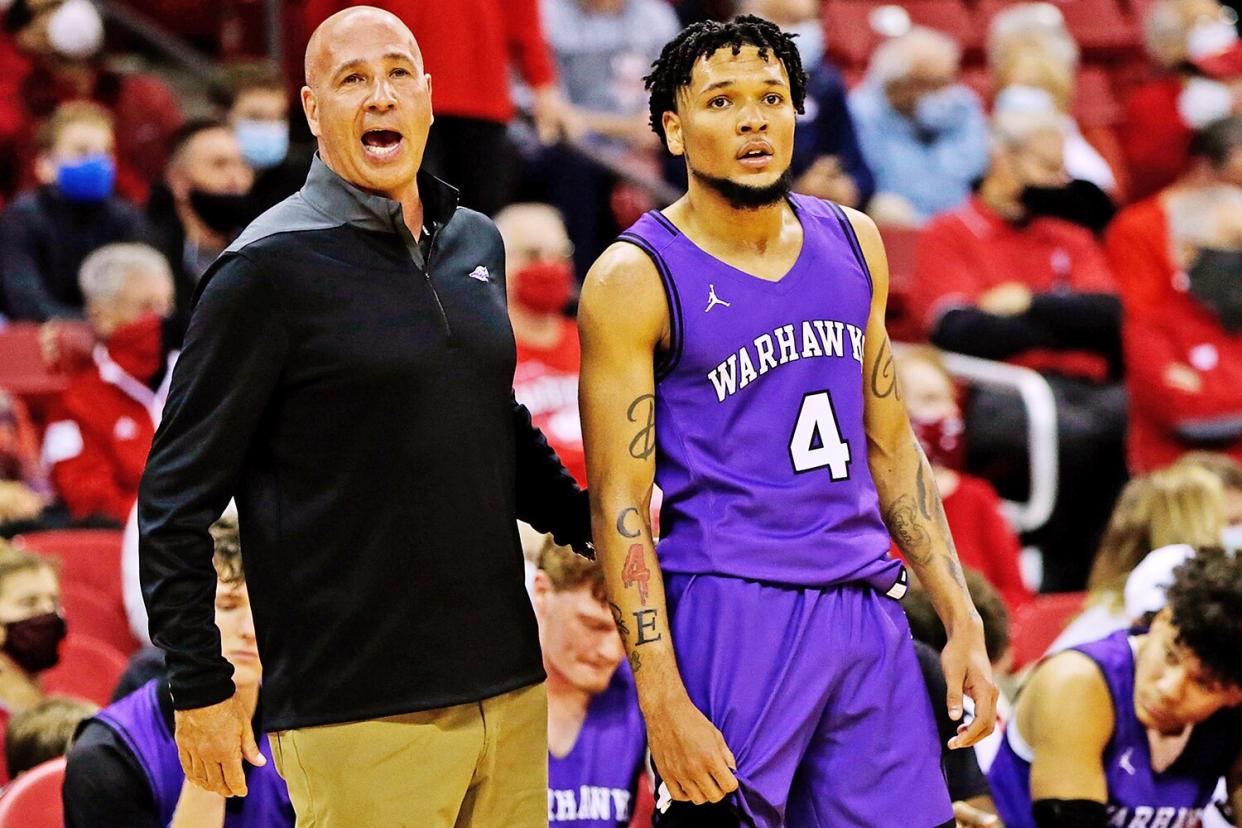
[1073,66,1121,127]
[878,225,924,343]
[0,324,64,400]
[1009,591,1088,669]
[980,0,1142,56]
[14,529,125,606]
[61,581,140,657]
[824,0,984,68]
[0,756,65,828]
[42,634,128,706]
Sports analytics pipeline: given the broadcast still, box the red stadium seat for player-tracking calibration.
[980,0,1142,56]
[878,225,925,343]
[0,757,65,828]
[1009,591,1087,669]
[42,634,128,706]
[61,581,140,657]
[1073,66,1122,128]
[0,324,65,399]
[14,529,125,606]
[824,0,984,68]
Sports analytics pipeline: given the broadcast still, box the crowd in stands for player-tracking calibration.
[0,0,1238,824]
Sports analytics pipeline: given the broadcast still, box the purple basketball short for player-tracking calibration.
[659,574,954,828]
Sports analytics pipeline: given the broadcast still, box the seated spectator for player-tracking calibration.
[537,0,680,278]
[63,516,294,827]
[848,27,989,225]
[1174,451,1242,547]
[0,390,47,531]
[1122,0,1239,199]
[212,60,312,216]
[988,550,1242,828]
[0,102,147,321]
[497,204,586,487]
[1049,464,1224,653]
[0,543,66,784]
[533,540,649,826]
[41,244,175,525]
[4,696,95,779]
[912,107,1126,591]
[1107,116,1242,319]
[1122,184,1242,471]
[894,347,1032,614]
[2,0,182,205]
[145,120,254,346]
[740,0,874,208]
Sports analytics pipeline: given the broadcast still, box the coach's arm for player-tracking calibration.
[579,242,739,806]
[846,206,998,749]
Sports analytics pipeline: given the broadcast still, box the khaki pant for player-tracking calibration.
[269,683,548,827]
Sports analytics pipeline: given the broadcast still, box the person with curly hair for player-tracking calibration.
[988,549,1242,828]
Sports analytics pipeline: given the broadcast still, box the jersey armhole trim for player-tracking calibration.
[617,232,684,381]
[824,200,875,294]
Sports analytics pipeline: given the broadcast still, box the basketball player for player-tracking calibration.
[988,550,1242,828]
[578,16,997,828]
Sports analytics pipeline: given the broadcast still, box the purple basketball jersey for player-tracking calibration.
[619,196,899,589]
[548,667,647,826]
[95,680,293,827]
[989,630,1242,828]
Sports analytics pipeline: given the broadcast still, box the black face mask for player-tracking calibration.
[3,612,67,674]
[1020,179,1117,235]
[1187,248,1242,332]
[188,190,255,237]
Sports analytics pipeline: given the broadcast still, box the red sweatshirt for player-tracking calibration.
[514,319,586,488]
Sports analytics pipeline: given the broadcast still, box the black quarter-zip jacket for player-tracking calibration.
[138,156,590,729]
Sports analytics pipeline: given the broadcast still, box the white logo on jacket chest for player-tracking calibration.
[468,265,491,282]
[113,416,139,441]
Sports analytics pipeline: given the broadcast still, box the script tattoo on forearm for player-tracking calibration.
[871,338,900,400]
[616,507,641,539]
[609,602,631,638]
[883,495,933,565]
[627,394,656,461]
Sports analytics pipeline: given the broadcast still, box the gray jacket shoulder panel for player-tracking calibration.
[226,192,345,255]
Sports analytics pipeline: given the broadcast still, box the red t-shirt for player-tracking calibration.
[891,473,1032,615]
[912,197,1117,379]
[514,320,586,487]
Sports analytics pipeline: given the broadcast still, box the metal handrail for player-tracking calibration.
[95,0,219,79]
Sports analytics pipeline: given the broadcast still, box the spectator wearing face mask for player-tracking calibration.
[1123,184,1242,472]
[912,108,1125,591]
[1122,0,1240,200]
[1174,452,1242,551]
[0,0,183,206]
[0,543,66,784]
[41,244,176,525]
[0,102,148,322]
[1107,116,1242,319]
[739,0,874,209]
[213,60,312,217]
[497,203,586,487]
[0,390,48,531]
[145,120,254,346]
[894,348,1031,615]
[848,27,989,226]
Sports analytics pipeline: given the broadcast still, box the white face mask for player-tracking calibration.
[994,84,1058,115]
[1187,19,1239,60]
[47,0,104,60]
[1221,523,1242,553]
[1177,76,1233,128]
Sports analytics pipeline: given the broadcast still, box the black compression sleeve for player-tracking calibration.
[1032,799,1108,827]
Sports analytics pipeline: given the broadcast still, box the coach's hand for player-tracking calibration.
[174,693,266,797]
[646,693,739,805]
[942,618,999,750]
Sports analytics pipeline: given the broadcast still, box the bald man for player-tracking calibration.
[138,7,591,826]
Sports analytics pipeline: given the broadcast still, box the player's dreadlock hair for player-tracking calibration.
[1165,548,1242,690]
[644,15,809,150]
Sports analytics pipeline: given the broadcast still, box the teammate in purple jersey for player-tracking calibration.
[989,550,1242,828]
[577,16,997,828]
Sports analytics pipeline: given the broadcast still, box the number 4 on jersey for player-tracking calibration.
[789,391,851,479]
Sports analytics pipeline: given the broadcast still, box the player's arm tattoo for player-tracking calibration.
[870,337,900,400]
[609,602,631,638]
[626,394,656,461]
[915,461,934,522]
[633,608,662,645]
[616,507,641,538]
[628,650,643,673]
[882,495,933,564]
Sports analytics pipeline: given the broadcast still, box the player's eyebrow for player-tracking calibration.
[699,78,786,94]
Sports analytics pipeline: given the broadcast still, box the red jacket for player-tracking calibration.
[42,347,174,523]
[1104,193,1173,317]
[514,319,586,487]
[1124,288,1242,473]
[302,0,557,123]
[1119,75,1193,202]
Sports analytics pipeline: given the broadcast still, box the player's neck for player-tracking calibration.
[545,673,593,756]
[681,181,791,251]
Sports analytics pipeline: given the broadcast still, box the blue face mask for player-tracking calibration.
[235,120,289,170]
[56,154,116,203]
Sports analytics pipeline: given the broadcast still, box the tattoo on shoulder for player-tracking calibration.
[609,602,631,638]
[871,338,900,400]
[616,507,641,539]
[627,394,656,461]
[883,495,932,564]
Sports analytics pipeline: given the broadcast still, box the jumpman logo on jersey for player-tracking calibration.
[1119,748,1136,775]
[705,284,731,312]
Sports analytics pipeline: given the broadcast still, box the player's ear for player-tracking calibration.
[663,111,684,157]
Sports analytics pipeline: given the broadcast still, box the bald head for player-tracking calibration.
[304,6,421,89]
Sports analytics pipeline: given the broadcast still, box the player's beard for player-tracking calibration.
[690,164,793,211]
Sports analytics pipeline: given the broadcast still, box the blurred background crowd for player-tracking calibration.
[0,0,1239,823]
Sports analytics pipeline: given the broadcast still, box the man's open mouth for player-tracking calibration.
[361,129,404,159]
